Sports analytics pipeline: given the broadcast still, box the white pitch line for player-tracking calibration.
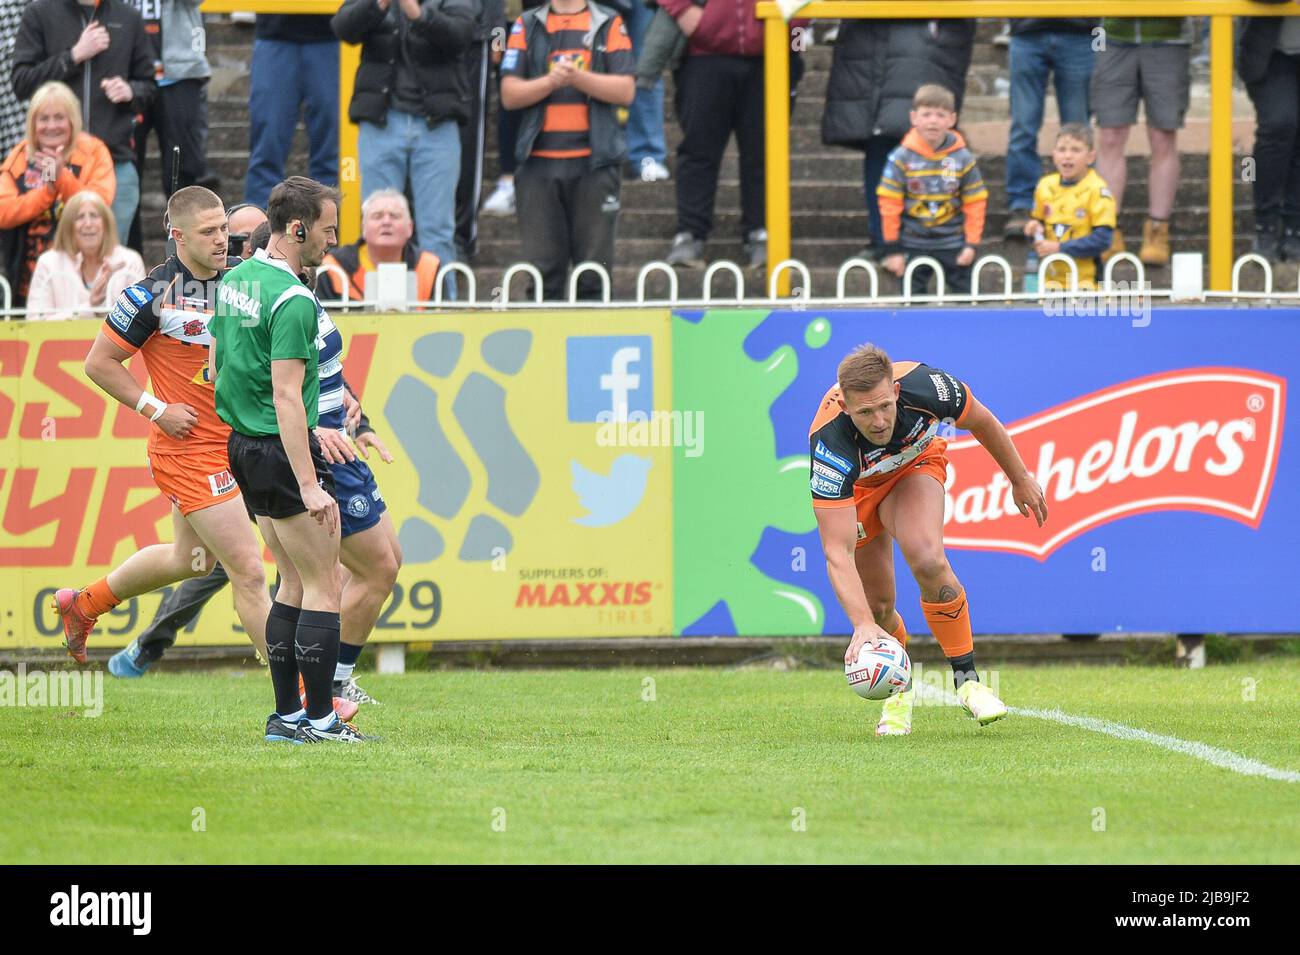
[914,683,1300,783]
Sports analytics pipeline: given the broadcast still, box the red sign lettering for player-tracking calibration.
[341,333,378,399]
[0,467,95,566]
[20,340,105,439]
[514,581,656,608]
[0,339,28,439]
[943,368,1286,560]
[87,467,171,565]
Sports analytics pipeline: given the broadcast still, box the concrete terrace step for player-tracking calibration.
[177,138,1250,194]
[472,205,1254,247]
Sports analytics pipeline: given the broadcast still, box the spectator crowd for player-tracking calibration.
[0,1,1297,310]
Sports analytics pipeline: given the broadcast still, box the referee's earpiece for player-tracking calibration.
[290,221,306,243]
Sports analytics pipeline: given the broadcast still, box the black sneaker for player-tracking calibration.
[296,716,371,744]
[264,713,305,744]
[334,677,380,706]
[1254,219,1281,262]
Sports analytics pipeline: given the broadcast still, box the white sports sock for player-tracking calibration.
[334,662,355,682]
[278,708,305,722]
[308,712,338,731]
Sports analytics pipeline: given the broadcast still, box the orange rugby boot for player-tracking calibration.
[51,588,97,663]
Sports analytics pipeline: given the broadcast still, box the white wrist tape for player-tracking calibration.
[135,391,165,421]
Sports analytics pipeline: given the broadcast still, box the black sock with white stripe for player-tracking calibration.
[295,610,341,721]
[266,602,302,716]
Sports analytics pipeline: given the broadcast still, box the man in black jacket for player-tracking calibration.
[12,0,156,246]
[333,0,477,296]
[1239,0,1300,260]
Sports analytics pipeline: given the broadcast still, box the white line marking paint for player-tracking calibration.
[915,684,1300,783]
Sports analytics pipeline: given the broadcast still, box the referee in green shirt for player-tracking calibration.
[211,176,366,744]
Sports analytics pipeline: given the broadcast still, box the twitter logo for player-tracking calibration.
[571,455,652,527]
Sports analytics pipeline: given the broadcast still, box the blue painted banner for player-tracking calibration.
[674,307,1298,636]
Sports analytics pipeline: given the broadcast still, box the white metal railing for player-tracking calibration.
[971,254,1013,298]
[1037,253,1080,292]
[702,260,745,302]
[316,261,350,309]
[769,259,812,300]
[500,262,544,305]
[1103,252,1147,289]
[836,258,879,300]
[433,262,477,305]
[568,261,611,304]
[1231,254,1272,296]
[2,254,1298,320]
[636,262,678,304]
[902,255,947,302]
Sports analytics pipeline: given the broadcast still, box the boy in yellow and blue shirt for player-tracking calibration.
[1025,123,1118,289]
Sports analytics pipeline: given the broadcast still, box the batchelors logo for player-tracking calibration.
[942,368,1286,560]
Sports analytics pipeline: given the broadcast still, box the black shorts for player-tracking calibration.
[227,430,336,520]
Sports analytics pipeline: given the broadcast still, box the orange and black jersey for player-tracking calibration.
[502,5,634,160]
[808,362,974,506]
[102,256,230,457]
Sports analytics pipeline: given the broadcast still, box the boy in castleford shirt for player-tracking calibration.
[878,84,988,297]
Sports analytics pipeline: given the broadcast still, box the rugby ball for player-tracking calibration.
[845,639,912,701]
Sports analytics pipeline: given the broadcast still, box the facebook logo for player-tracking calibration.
[566,336,653,422]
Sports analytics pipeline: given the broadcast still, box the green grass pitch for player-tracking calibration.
[2,661,1298,864]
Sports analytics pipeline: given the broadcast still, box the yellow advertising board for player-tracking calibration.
[0,311,673,649]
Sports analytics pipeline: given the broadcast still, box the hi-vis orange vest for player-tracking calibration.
[318,241,440,302]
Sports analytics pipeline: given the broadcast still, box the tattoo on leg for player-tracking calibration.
[934,584,959,603]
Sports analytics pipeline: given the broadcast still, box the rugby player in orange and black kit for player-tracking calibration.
[52,186,272,670]
[810,344,1048,736]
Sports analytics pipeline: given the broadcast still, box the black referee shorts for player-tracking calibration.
[227,430,336,520]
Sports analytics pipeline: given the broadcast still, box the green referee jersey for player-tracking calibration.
[211,249,322,437]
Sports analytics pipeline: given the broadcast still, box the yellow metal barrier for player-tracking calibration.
[200,2,361,243]
[756,1,1300,296]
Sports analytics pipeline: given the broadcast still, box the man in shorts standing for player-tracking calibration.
[810,345,1048,736]
[1091,16,1192,266]
[211,176,365,744]
[55,186,271,666]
